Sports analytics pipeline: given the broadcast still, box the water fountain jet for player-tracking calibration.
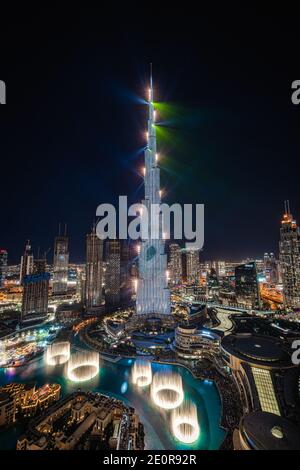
[46,341,70,366]
[132,359,152,387]
[171,400,200,443]
[151,370,184,410]
[67,351,99,382]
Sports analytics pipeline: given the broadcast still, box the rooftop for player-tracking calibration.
[241,411,300,450]
[221,334,291,367]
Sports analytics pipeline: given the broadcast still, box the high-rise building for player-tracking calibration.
[105,240,121,307]
[207,267,219,290]
[53,225,69,295]
[279,201,300,309]
[263,252,278,285]
[235,261,261,309]
[120,241,132,303]
[185,247,200,285]
[85,228,103,311]
[20,240,34,284]
[21,258,50,323]
[0,250,8,288]
[135,69,170,316]
[216,260,226,277]
[168,243,182,286]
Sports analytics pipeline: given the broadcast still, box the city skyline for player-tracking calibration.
[1,16,300,263]
[1,11,300,456]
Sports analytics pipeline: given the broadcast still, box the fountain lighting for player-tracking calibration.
[132,359,152,387]
[46,341,70,366]
[151,370,184,410]
[171,400,200,444]
[67,351,99,382]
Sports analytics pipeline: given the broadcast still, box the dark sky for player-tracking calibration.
[0,11,299,263]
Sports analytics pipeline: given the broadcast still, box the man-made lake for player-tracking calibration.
[0,355,226,450]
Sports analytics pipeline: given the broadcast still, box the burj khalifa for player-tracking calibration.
[135,68,171,316]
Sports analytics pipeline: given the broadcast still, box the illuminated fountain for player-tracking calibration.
[67,351,99,382]
[151,370,184,410]
[171,400,200,444]
[132,359,152,387]
[46,341,70,366]
[0,341,8,367]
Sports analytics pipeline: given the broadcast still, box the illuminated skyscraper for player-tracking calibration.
[235,262,261,309]
[105,240,121,307]
[185,247,200,285]
[215,260,226,278]
[263,252,278,285]
[168,243,182,286]
[53,225,69,295]
[136,68,171,316]
[20,240,34,284]
[0,250,7,288]
[85,228,104,311]
[21,258,50,323]
[120,241,132,303]
[279,201,300,309]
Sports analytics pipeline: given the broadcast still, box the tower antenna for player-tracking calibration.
[287,200,291,215]
[149,63,153,103]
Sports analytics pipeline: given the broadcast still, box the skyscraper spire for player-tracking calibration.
[135,67,171,317]
[150,63,153,96]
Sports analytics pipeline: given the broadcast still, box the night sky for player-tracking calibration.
[1,11,299,263]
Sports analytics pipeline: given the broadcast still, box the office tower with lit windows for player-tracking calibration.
[0,249,8,288]
[235,261,261,309]
[207,267,219,291]
[168,243,182,286]
[21,258,50,323]
[216,260,226,278]
[184,247,200,285]
[20,240,34,284]
[105,240,121,307]
[279,201,300,309]
[120,241,132,303]
[85,228,104,311]
[135,69,170,316]
[53,225,69,295]
[263,252,278,285]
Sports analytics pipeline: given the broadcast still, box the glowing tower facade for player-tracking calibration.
[53,225,69,295]
[279,201,300,309]
[85,228,104,311]
[136,70,170,316]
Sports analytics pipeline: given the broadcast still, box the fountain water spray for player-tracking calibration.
[46,341,70,366]
[67,351,99,382]
[151,370,184,410]
[171,400,200,443]
[132,359,152,387]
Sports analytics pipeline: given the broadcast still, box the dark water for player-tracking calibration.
[0,355,226,450]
